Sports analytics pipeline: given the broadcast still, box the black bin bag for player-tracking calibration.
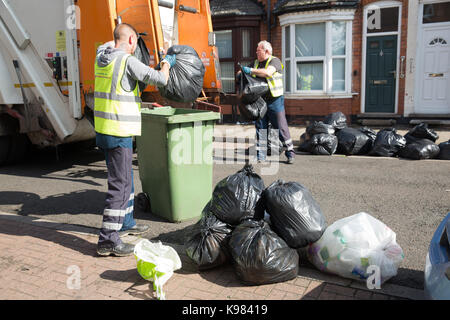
[238,96,267,121]
[210,164,265,226]
[134,36,150,67]
[185,207,233,270]
[438,140,450,160]
[229,219,299,285]
[239,66,269,105]
[358,126,377,152]
[336,127,372,155]
[259,180,327,248]
[404,122,439,142]
[323,111,347,130]
[310,133,338,156]
[157,45,205,103]
[306,121,335,136]
[369,128,406,157]
[298,133,311,152]
[398,138,440,160]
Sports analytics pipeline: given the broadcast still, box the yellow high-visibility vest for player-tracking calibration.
[94,53,142,137]
[254,55,284,97]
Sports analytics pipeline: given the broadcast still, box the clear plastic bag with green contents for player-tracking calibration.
[134,239,182,300]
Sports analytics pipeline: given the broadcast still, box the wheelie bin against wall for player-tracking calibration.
[136,107,221,222]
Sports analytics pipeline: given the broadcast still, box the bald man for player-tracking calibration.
[94,23,176,257]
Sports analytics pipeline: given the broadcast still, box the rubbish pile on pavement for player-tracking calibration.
[298,112,450,160]
[185,164,405,286]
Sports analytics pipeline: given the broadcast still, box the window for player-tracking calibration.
[215,30,234,93]
[216,30,232,58]
[366,6,399,33]
[423,2,450,24]
[295,23,325,91]
[332,21,346,91]
[242,29,251,58]
[213,25,260,93]
[240,29,254,70]
[283,17,352,95]
[429,38,448,45]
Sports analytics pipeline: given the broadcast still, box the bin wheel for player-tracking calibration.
[136,192,152,213]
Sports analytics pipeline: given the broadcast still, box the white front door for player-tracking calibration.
[417,25,450,113]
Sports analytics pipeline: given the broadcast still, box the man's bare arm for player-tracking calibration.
[159,60,171,85]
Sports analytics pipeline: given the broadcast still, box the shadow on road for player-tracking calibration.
[0,190,105,217]
[0,143,106,186]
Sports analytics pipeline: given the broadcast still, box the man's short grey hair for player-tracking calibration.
[258,40,273,55]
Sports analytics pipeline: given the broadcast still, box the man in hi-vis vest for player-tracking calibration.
[241,40,295,164]
[94,23,176,257]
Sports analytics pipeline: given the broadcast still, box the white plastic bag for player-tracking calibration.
[307,212,404,284]
[134,239,182,300]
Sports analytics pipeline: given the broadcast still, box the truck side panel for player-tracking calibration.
[0,0,78,140]
[78,0,116,100]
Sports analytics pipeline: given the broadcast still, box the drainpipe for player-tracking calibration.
[267,0,271,43]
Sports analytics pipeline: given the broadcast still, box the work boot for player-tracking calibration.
[97,242,135,257]
[286,151,295,164]
[119,224,150,237]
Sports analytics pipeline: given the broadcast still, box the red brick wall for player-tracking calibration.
[246,0,409,121]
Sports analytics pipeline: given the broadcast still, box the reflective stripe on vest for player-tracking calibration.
[254,56,284,97]
[94,53,142,137]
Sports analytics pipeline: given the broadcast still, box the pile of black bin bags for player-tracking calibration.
[298,111,450,160]
[185,164,327,285]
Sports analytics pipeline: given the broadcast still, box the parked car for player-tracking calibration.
[424,212,450,300]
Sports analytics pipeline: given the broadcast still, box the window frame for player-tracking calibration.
[215,30,235,93]
[280,10,355,98]
[213,16,261,93]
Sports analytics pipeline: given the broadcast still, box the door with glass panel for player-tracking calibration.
[365,35,397,112]
[416,1,450,114]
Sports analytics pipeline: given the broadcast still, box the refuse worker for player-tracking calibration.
[94,23,176,257]
[239,40,295,164]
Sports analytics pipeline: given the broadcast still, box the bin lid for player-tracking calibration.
[141,107,221,124]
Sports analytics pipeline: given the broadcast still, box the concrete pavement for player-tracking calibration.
[0,211,424,301]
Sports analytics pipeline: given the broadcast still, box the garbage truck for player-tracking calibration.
[0,0,222,165]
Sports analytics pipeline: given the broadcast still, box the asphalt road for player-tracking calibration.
[0,126,449,291]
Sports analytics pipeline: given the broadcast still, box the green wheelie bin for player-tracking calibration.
[136,107,221,222]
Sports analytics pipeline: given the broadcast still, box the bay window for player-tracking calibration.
[281,11,354,96]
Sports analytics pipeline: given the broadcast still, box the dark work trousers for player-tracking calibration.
[255,95,295,161]
[120,169,137,231]
[98,146,133,247]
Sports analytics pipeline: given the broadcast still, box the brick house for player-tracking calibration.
[210,0,450,125]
